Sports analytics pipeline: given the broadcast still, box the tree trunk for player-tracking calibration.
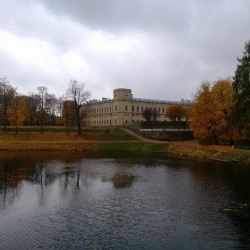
[40,109,43,134]
[66,115,69,135]
[75,104,82,135]
[15,115,18,134]
[213,132,218,145]
[4,97,7,133]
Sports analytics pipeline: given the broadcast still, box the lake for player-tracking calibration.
[0,152,250,249]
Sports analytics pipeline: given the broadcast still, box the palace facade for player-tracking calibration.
[84,88,190,127]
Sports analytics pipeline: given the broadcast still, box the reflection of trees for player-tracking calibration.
[192,162,250,249]
[0,160,29,206]
[111,172,136,189]
[76,170,80,189]
[0,153,83,208]
[61,167,81,191]
[221,166,250,249]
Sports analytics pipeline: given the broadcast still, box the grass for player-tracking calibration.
[0,125,169,153]
[0,125,249,165]
[0,126,137,141]
[0,126,75,133]
[0,126,143,152]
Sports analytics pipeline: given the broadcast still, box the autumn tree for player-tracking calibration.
[212,79,234,131]
[184,106,191,122]
[233,40,250,139]
[63,100,77,134]
[166,104,185,122]
[190,78,234,144]
[66,80,91,135]
[0,78,16,133]
[8,95,27,133]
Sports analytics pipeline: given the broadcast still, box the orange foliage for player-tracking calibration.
[8,96,27,126]
[190,78,234,143]
[166,104,186,121]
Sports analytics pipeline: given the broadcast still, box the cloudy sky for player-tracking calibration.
[0,0,249,101]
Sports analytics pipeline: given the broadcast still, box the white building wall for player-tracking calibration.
[85,88,189,127]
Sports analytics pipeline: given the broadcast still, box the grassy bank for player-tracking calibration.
[0,126,249,165]
[167,144,250,165]
[0,134,167,153]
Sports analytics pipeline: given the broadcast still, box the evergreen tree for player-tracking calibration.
[233,41,250,138]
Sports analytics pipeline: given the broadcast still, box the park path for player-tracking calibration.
[123,128,198,145]
[123,128,250,156]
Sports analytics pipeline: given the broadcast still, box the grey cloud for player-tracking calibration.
[36,0,193,34]
[0,0,249,101]
[0,0,86,51]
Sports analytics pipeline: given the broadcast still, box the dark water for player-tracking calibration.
[0,152,250,250]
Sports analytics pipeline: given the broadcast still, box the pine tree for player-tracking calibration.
[233,41,250,138]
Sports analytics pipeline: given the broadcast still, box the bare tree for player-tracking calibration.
[63,100,76,134]
[66,80,91,135]
[37,86,48,134]
[57,96,64,117]
[142,107,153,125]
[0,77,16,133]
[27,93,40,126]
[153,108,159,122]
[44,93,58,126]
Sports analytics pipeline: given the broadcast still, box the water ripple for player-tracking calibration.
[0,156,248,249]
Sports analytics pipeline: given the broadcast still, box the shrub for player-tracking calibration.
[198,137,214,145]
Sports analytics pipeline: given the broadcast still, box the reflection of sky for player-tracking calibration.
[0,155,248,249]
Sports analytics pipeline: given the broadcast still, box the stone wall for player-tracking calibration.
[139,130,193,141]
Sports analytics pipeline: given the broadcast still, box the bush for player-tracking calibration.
[198,137,214,145]
[234,139,250,150]
[141,120,189,129]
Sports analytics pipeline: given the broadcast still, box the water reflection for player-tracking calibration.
[111,172,136,188]
[0,151,250,249]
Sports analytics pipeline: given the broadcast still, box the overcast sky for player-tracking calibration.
[0,0,249,101]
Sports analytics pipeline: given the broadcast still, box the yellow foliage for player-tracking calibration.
[8,96,28,126]
[166,104,186,121]
[190,78,234,143]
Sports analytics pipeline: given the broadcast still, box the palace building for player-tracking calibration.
[84,88,190,127]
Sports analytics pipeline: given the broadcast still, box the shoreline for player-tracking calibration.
[0,139,249,165]
[0,128,249,165]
